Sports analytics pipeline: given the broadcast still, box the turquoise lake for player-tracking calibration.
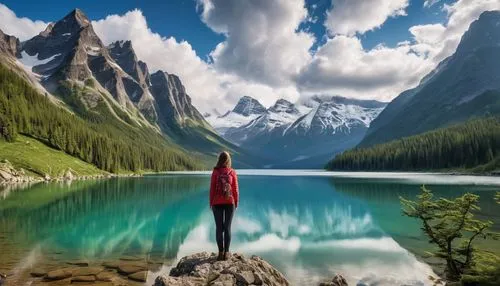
[0,170,499,285]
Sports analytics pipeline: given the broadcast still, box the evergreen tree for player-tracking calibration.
[400,187,498,282]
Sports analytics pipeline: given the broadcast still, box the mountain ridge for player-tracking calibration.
[0,8,259,169]
[360,10,500,147]
[208,95,386,167]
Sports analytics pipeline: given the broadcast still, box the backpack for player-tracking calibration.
[217,171,232,199]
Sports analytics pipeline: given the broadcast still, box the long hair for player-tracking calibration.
[215,151,232,169]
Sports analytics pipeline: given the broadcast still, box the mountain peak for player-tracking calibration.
[269,98,299,114]
[455,10,500,56]
[63,8,91,28]
[232,96,266,116]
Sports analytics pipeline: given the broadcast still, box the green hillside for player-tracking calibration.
[0,64,203,174]
[326,117,500,172]
[0,134,104,177]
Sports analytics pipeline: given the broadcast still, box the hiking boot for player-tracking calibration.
[217,252,224,261]
[223,251,230,260]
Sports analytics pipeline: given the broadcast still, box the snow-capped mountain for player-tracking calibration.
[209,95,386,167]
[206,95,267,135]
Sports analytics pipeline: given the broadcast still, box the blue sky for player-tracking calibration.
[1,0,453,57]
[0,0,498,111]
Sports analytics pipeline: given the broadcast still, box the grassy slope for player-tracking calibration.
[0,134,105,178]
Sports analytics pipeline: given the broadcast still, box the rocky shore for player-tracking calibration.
[0,160,138,185]
[1,252,348,285]
[153,252,348,286]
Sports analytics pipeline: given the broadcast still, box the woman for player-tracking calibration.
[209,151,239,261]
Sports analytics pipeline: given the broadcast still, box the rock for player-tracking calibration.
[63,169,75,180]
[128,271,148,282]
[153,276,205,286]
[66,260,89,267]
[71,275,96,282]
[96,271,114,281]
[30,268,47,277]
[234,271,255,285]
[102,260,120,269]
[71,266,103,276]
[319,274,348,286]
[155,252,289,286]
[210,274,235,286]
[0,273,6,286]
[44,268,72,280]
[117,263,147,275]
[119,255,143,261]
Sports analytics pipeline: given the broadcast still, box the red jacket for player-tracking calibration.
[209,167,239,208]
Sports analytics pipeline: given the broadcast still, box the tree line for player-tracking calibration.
[326,117,500,171]
[0,64,201,172]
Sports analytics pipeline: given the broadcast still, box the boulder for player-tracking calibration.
[71,266,103,276]
[118,263,147,275]
[96,271,114,281]
[128,271,148,282]
[44,268,72,280]
[66,260,89,267]
[71,275,96,282]
[154,252,289,286]
[30,268,47,277]
[319,274,348,286]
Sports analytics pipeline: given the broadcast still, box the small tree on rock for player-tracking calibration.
[400,186,495,281]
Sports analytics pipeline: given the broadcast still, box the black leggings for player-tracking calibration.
[212,204,235,252]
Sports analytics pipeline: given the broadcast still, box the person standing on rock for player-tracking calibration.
[209,151,239,261]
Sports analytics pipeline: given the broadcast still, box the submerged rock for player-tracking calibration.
[154,252,290,286]
[129,270,148,282]
[44,268,72,280]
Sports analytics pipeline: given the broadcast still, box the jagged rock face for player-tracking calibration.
[268,99,299,114]
[361,10,500,147]
[150,71,207,132]
[154,252,290,286]
[108,40,150,88]
[232,95,267,116]
[20,9,139,109]
[0,30,20,58]
[107,40,157,121]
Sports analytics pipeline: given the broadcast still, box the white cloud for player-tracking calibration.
[424,0,442,8]
[296,36,433,102]
[410,0,500,63]
[92,9,301,112]
[298,0,500,102]
[1,0,500,114]
[198,0,315,87]
[0,4,48,41]
[325,0,409,36]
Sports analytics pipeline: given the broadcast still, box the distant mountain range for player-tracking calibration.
[206,95,386,168]
[360,10,500,147]
[0,9,257,169]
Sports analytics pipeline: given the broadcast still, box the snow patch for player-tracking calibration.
[18,51,60,70]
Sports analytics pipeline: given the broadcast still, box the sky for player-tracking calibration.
[0,0,499,113]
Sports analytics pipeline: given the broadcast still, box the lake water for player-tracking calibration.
[0,170,499,285]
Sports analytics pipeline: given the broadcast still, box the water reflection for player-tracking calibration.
[1,173,498,285]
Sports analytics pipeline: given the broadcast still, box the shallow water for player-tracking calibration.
[0,171,499,285]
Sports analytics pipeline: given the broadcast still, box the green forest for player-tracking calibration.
[0,64,202,173]
[326,117,500,172]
